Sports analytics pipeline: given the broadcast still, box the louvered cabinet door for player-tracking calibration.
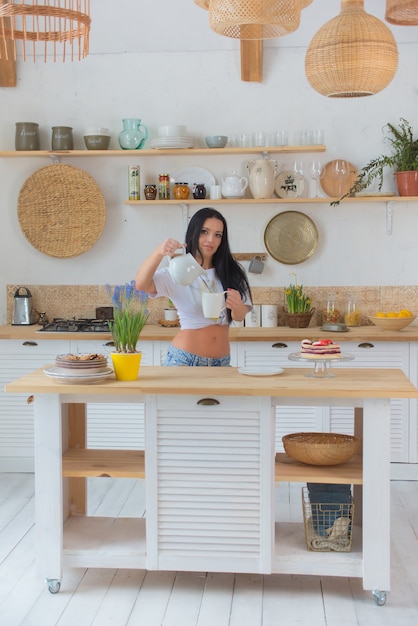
[145,395,274,574]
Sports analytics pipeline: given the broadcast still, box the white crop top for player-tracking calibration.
[152,267,252,330]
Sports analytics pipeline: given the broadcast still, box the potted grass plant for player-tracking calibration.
[284,276,315,328]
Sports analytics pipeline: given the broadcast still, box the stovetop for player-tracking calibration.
[38,318,111,333]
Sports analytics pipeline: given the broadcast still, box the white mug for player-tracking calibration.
[202,291,227,319]
[261,304,277,327]
[210,184,222,199]
[245,305,261,327]
[168,249,206,285]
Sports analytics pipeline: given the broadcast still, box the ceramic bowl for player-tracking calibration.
[368,315,416,330]
[84,127,111,150]
[158,124,187,137]
[205,135,228,148]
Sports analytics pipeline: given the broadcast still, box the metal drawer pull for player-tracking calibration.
[105,341,115,348]
[358,342,375,349]
[22,341,38,347]
[197,398,220,406]
[272,342,288,348]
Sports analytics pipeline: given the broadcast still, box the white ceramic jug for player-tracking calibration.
[248,158,277,199]
[221,171,248,198]
[168,249,206,285]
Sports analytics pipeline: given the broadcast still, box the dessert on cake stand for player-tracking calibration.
[288,352,354,378]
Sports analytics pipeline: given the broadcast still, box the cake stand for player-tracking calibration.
[288,352,354,378]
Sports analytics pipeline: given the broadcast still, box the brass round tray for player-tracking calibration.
[264,211,318,264]
[17,164,105,258]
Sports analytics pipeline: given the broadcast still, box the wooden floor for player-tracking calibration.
[0,474,418,626]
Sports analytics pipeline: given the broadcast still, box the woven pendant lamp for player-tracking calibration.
[305,0,398,97]
[194,0,312,9]
[0,0,91,62]
[208,0,301,40]
[385,0,418,25]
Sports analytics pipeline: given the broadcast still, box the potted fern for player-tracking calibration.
[333,118,418,204]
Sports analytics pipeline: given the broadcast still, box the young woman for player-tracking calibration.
[135,207,252,366]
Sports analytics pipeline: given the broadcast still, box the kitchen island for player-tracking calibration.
[5,365,418,605]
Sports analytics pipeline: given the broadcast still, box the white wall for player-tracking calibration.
[1,0,418,322]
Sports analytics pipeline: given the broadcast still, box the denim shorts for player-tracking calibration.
[163,345,231,367]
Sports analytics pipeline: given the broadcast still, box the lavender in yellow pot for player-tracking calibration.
[105,280,149,380]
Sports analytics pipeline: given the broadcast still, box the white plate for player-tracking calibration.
[44,366,114,383]
[237,367,284,376]
[150,137,194,149]
[275,171,305,199]
[171,166,216,191]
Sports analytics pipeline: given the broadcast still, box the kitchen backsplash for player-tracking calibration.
[7,284,418,326]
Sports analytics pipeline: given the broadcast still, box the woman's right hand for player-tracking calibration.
[159,238,185,257]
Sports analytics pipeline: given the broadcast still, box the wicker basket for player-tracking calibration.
[285,308,315,328]
[302,487,354,552]
[385,0,418,25]
[305,0,398,97]
[282,432,361,466]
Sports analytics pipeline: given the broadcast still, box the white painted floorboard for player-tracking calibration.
[0,474,417,626]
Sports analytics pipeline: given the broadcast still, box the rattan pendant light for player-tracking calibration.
[305,0,398,97]
[0,0,91,62]
[385,0,418,25]
[208,0,301,40]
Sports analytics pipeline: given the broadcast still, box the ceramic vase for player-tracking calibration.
[248,158,277,199]
[111,352,142,381]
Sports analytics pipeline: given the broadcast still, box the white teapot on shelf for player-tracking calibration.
[221,171,248,198]
[247,158,278,199]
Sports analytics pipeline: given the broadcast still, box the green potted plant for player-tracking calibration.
[284,276,315,328]
[333,118,418,204]
[164,298,178,322]
[105,280,149,380]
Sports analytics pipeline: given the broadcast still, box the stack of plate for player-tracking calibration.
[150,136,194,150]
[44,353,113,383]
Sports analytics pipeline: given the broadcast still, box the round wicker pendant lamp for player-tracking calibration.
[0,0,91,62]
[385,0,418,25]
[194,0,313,10]
[208,0,301,40]
[305,0,399,97]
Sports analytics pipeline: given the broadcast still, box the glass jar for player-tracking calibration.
[323,293,340,323]
[345,294,362,327]
[173,182,190,200]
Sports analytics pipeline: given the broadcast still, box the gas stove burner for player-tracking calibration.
[38,318,111,333]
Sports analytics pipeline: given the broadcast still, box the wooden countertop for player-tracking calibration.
[1,324,418,342]
[5,366,418,399]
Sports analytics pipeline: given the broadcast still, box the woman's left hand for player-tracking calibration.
[225,289,249,321]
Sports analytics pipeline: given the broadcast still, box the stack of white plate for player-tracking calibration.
[44,353,113,383]
[150,136,194,150]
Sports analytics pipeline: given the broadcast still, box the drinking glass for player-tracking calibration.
[333,159,349,196]
[309,160,325,197]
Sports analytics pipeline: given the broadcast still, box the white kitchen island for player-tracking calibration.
[6,365,418,605]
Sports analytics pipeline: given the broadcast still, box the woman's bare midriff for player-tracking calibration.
[172,325,230,358]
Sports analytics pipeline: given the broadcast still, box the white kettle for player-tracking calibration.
[247,158,277,199]
[221,171,248,198]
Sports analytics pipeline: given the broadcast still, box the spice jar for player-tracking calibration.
[345,294,362,327]
[323,293,340,323]
[158,173,170,200]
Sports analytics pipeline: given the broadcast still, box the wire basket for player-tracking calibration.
[285,307,315,328]
[302,487,354,552]
[282,432,361,466]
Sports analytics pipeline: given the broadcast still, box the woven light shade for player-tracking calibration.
[305,0,398,97]
[195,0,312,9]
[0,0,91,62]
[209,0,301,40]
[385,0,418,25]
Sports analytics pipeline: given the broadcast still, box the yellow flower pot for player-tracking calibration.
[111,352,142,381]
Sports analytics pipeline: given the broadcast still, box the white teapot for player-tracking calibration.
[168,248,206,285]
[221,171,248,198]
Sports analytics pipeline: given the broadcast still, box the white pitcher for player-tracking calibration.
[247,158,277,199]
[221,171,248,198]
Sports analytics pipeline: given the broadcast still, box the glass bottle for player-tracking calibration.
[345,294,362,327]
[323,292,340,323]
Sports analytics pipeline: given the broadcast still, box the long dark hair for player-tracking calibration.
[185,207,252,322]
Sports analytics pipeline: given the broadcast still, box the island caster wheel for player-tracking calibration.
[46,578,61,594]
[372,590,387,606]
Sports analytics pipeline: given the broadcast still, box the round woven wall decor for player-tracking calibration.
[17,164,105,258]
